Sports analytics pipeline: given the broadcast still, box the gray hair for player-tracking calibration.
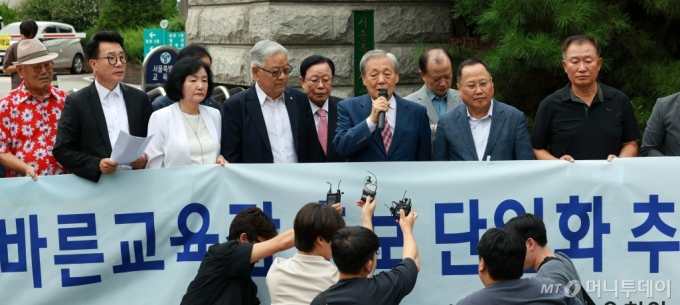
[359,50,399,76]
[250,40,288,67]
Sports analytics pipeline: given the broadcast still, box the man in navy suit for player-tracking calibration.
[299,55,344,162]
[432,58,534,161]
[221,40,325,163]
[332,50,431,161]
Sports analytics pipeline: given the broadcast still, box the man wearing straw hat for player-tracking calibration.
[0,39,67,180]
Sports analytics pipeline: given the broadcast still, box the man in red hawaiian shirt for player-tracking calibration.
[0,39,67,180]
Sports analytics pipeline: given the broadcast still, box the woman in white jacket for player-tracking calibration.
[145,57,227,168]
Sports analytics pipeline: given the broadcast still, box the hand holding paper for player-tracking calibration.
[110,131,154,166]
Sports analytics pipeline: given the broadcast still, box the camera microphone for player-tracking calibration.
[377,89,388,131]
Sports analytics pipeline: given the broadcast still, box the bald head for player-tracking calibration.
[418,48,454,98]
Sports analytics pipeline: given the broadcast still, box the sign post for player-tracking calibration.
[167,32,186,50]
[141,46,179,102]
[143,29,167,58]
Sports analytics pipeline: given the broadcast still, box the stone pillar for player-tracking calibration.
[186,0,452,98]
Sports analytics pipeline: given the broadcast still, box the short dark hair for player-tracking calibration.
[294,203,346,252]
[178,44,212,64]
[561,35,601,58]
[477,228,525,281]
[331,226,379,274]
[299,55,335,79]
[19,20,38,38]
[228,207,278,242]
[86,30,125,60]
[456,57,491,84]
[418,48,453,74]
[503,213,548,247]
[164,57,215,102]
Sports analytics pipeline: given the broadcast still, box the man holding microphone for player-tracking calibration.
[332,50,431,161]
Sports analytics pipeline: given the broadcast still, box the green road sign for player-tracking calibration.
[143,29,167,57]
[168,32,186,50]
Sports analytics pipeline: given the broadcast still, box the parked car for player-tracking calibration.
[0,21,85,74]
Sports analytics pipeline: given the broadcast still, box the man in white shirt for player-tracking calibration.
[432,58,534,161]
[266,202,345,304]
[54,31,153,182]
[221,40,324,163]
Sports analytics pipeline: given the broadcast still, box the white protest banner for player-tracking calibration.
[0,158,677,305]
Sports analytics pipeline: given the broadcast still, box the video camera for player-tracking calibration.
[385,191,412,219]
[326,180,343,205]
[361,171,378,202]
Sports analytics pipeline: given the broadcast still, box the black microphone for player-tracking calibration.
[377,89,388,131]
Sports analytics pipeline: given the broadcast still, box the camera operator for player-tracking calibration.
[266,202,345,304]
[180,207,293,305]
[311,197,420,305]
[266,197,372,305]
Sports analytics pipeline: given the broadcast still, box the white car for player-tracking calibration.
[0,21,85,74]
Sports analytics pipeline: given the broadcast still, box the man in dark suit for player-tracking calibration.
[299,55,344,162]
[221,40,324,163]
[333,50,431,162]
[433,58,534,161]
[641,92,680,156]
[54,31,152,182]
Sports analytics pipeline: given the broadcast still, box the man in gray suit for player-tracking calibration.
[405,48,462,144]
[641,92,680,156]
[433,58,534,161]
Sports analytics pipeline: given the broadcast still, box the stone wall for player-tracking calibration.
[186,0,452,98]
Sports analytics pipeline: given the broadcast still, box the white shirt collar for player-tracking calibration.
[309,98,329,114]
[94,78,122,102]
[466,98,494,121]
[255,82,284,106]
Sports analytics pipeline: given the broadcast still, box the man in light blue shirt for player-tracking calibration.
[405,48,462,146]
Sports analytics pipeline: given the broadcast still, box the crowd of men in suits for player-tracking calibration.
[2,26,679,181]
[1,22,674,304]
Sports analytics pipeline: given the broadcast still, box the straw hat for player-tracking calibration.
[12,39,58,65]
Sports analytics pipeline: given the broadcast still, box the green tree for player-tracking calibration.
[450,0,680,129]
[0,3,17,25]
[16,0,103,31]
[97,0,164,31]
[15,0,51,22]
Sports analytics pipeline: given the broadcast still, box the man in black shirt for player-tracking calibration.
[532,35,640,161]
[181,207,294,305]
[311,205,420,305]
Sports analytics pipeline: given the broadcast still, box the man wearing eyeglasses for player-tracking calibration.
[299,55,344,162]
[432,58,534,161]
[221,40,324,163]
[0,39,68,180]
[54,31,153,182]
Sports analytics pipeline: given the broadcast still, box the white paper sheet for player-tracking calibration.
[110,131,154,165]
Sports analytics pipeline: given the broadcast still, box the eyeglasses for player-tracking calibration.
[460,80,491,91]
[258,64,293,78]
[95,55,127,65]
[25,61,53,73]
[305,78,332,86]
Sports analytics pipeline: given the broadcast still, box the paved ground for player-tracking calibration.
[0,71,140,97]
